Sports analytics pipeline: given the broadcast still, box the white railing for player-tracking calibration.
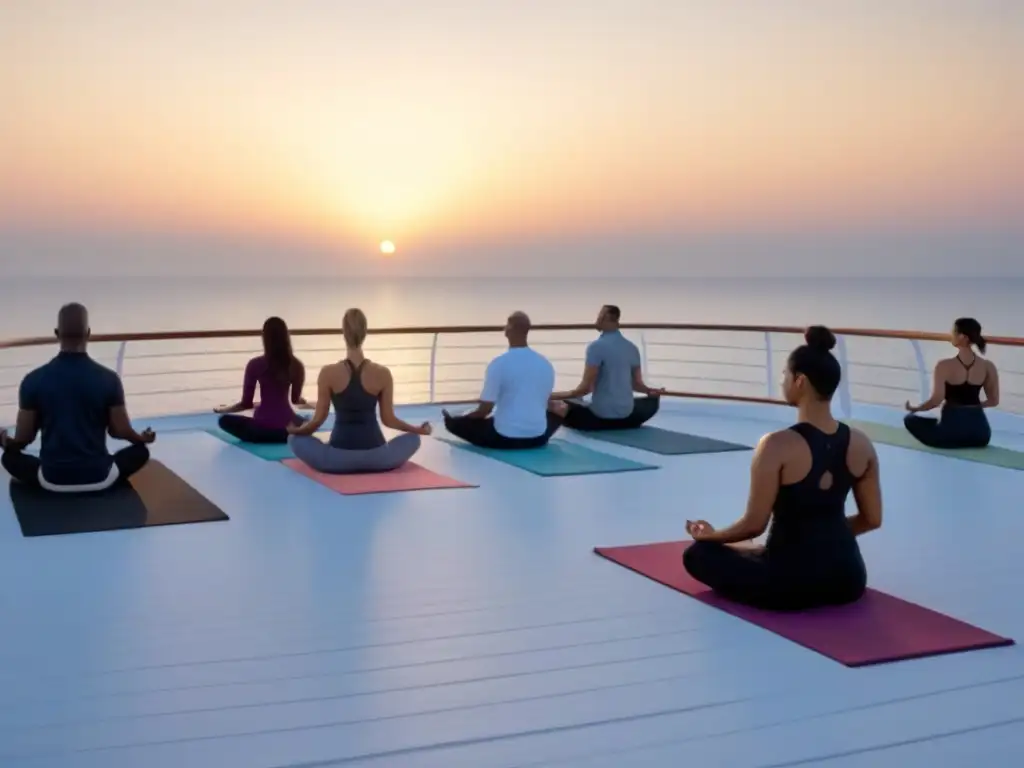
[2,324,1023,426]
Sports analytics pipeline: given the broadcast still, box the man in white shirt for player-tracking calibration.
[443,311,566,449]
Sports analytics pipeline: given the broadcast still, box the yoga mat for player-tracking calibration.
[438,437,658,476]
[583,426,750,456]
[849,420,1024,471]
[8,460,229,537]
[281,459,477,495]
[594,540,1013,666]
[204,428,331,461]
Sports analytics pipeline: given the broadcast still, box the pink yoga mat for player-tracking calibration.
[594,540,1013,667]
[281,459,476,495]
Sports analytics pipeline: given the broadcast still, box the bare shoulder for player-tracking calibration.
[846,424,878,466]
[366,360,392,378]
[985,357,999,375]
[757,428,799,455]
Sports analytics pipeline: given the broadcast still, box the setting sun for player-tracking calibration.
[379,240,396,255]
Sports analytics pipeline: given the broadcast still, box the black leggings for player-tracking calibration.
[444,411,563,450]
[1,443,151,489]
[682,541,866,611]
[904,406,991,449]
[218,414,305,444]
[563,395,660,431]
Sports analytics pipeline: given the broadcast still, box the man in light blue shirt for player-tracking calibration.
[443,311,566,448]
[552,305,664,430]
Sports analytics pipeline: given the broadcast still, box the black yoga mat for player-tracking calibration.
[8,460,229,537]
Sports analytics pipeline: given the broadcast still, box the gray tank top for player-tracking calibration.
[328,360,386,450]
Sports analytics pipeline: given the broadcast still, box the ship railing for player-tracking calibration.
[2,324,1023,430]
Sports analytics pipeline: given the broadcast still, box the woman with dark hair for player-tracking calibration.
[682,326,883,611]
[287,308,430,473]
[214,316,307,443]
[903,317,1000,449]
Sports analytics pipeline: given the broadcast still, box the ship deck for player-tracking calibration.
[1,398,1023,767]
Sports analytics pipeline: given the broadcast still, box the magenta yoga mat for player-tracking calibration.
[594,540,1013,667]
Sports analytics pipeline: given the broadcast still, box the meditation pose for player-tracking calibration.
[0,303,155,492]
[214,316,307,443]
[287,309,430,473]
[443,311,566,449]
[682,326,882,611]
[552,304,665,430]
[904,317,999,449]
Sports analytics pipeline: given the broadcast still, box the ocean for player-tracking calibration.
[1,276,1022,420]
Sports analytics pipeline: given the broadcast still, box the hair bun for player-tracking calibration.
[804,325,836,352]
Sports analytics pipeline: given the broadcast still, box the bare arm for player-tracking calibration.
[2,409,39,450]
[699,433,781,544]
[981,362,1000,408]
[378,368,429,434]
[632,366,665,395]
[551,364,599,400]
[848,434,882,536]
[461,359,499,418]
[288,366,332,435]
[907,363,946,412]
[108,406,151,444]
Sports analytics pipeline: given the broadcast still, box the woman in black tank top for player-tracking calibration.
[904,318,1000,449]
[682,326,883,611]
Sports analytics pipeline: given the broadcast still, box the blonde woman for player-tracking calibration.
[287,309,431,473]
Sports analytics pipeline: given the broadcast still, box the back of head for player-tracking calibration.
[787,325,841,400]
[600,304,621,329]
[954,317,987,354]
[343,308,368,348]
[505,311,531,345]
[261,316,294,381]
[56,303,90,346]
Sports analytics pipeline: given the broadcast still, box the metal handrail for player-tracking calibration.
[2,323,1021,418]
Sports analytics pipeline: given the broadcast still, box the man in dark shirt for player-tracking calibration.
[0,303,155,490]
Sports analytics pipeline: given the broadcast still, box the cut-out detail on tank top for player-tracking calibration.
[818,471,833,491]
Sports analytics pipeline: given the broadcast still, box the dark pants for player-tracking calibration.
[2,443,151,489]
[682,541,866,612]
[563,395,660,432]
[904,406,991,449]
[218,414,305,444]
[444,411,563,450]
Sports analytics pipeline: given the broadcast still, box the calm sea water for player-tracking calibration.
[1,276,1022,419]
[1,276,1022,337]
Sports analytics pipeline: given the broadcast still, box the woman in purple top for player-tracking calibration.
[214,317,307,443]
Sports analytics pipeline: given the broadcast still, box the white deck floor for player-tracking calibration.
[1,399,1023,767]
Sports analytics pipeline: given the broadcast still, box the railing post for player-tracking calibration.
[763,331,774,399]
[428,332,439,403]
[909,339,929,402]
[115,341,128,378]
[835,334,853,419]
[640,331,649,378]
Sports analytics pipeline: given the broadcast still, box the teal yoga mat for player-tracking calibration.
[848,420,1024,471]
[582,426,751,455]
[438,437,658,476]
[204,428,332,461]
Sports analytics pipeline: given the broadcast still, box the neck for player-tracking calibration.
[345,346,364,360]
[59,341,87,354]
[957,345,974,357]
[508,339,528,349]
[796,398,835,428]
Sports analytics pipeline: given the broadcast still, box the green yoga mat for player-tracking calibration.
[582,426,751,456]
[438,437,658,476]
[849,420,1024,471]
[204,428,332,461]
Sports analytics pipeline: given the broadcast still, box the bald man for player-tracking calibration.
[0,303,155,491]
[443,311,565,449]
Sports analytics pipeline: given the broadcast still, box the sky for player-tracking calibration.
[1,0,1022,277]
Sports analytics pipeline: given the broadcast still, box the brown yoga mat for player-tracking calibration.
[8,460,229,537]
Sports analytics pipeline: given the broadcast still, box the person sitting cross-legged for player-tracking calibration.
[443,311,566,449]
[552,304,665,431]
[0,303,155,492]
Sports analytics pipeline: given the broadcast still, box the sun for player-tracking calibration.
[379,240,396,255]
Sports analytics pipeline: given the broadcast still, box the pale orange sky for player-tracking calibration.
[1,1,1022,276]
